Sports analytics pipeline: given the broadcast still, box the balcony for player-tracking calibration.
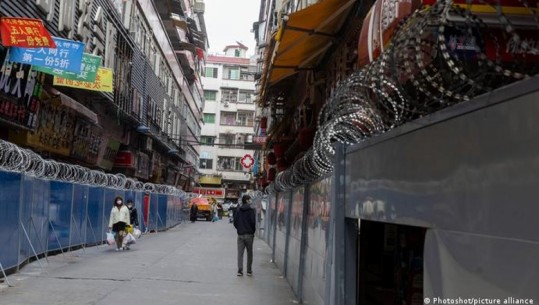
[219,120,254,128]
[176,50,196,80]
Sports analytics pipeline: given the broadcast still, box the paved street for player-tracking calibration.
[0,218,297,305]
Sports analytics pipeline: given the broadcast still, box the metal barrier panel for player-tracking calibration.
[267,194,276,245]
[48,181,74,251]
[303,178,332,305]
[287,187,305,296]
[254,196,267,239]
[70,184,89,247]
[87,187,105,244]
[425,229,539,300]
[157,194,167,231]
[147,193,159,232]
[134,192,145,232]
[275,191,291,274]
[33,178,50,256]
[0,171,22,270]
[19,175,35,264]
[167,195,181,227]
[19,176,50,264]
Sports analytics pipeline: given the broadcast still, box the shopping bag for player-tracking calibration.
[132,228,141,239]
[106,232,115,245]
[126,224,134,233]
[126,233,136,245]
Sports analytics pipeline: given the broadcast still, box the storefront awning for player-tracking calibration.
[265,0,356,87]
[44,86,99,125]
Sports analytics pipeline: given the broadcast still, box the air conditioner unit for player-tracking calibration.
[223,101,229,107]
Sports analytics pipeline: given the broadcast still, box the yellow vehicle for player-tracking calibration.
[188,197,213,221]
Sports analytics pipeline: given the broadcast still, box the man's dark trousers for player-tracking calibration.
[237,234,254,273]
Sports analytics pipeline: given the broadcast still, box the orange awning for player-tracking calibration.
[265,0,356,87]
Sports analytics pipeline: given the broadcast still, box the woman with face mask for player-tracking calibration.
[108,196,131,251]
[126,199,139,228]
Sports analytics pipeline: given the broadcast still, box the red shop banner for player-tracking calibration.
[0,17,56,48]
[192,187,226,199]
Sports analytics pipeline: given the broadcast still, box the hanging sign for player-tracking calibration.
[9,37,84,73]
[0,17,56,48]
[53,67,113,92]
[33,53,101,82]
[241,154,255,169]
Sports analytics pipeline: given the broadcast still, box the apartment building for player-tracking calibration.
[199,43,257,202]
[0,0,207,190]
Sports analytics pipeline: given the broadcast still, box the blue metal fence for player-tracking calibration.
[0,170,185,275]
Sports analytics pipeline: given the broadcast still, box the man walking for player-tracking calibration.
[233,195,256,276]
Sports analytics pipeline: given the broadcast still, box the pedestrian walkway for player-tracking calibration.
[0,218,297,305]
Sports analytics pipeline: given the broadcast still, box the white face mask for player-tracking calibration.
[116,201,122,205]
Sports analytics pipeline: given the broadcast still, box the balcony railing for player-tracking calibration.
[219,121,254,127]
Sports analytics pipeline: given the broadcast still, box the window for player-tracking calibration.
[238,90,254,103]
[205,67,218,78]
[240,67,254,81]
[237,111,254,127]
[219,133,235,145]
[234,49,240,57]
[220,112,236,125]
[200,136,215,145]
[223,66,240,80]
[217,156,243,171]
[199,158,213,169]
[203,113,215,124]
[204,90,217,101]
[221,88,238,102]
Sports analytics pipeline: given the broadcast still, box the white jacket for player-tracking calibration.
[108,205,131,227]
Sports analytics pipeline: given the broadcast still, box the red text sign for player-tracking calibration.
[0,17,56,48]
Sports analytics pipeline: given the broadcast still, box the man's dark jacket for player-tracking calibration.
[233,204,256,235]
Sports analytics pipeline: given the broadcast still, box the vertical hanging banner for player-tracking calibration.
[0,17,56,48]
[33,53,102,82]
[53,67,113,93]
[9,37,84,73]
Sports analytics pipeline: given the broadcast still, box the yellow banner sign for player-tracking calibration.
[53,67,113,92]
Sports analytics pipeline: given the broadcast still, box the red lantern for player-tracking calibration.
[266,152,276,165]
[260,116,268,129]
[267,168,276,181]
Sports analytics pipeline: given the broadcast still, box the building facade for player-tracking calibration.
[199,43,257,202]
[0,0,207,190]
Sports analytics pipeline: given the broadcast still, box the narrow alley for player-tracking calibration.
[0,220,296,305]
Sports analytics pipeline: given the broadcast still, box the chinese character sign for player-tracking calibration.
[0,17,56,48]
[53,67,113,93]
[9,37,84,73]
[33,53,101,82]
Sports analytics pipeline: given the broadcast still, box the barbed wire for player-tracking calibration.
[267,0,539,193]
[0,139,186,196]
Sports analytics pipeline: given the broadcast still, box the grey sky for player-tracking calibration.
[203,0,260,56]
